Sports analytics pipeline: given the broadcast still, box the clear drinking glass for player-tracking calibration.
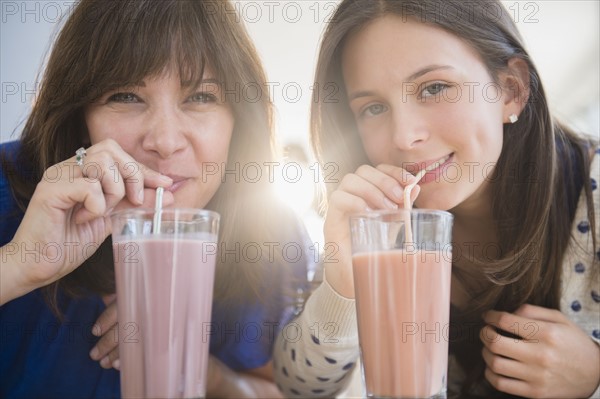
[111,208,220,399]
[350,209,453,399]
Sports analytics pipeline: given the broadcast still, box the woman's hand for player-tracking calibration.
[1,139,173,304]
[323,164,419,298]
[90,294,120,369]
[481,303,600,398]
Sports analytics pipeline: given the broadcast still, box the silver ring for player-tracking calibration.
[75,147,87,167]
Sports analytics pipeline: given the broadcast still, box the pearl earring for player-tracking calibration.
[509,114,518,124]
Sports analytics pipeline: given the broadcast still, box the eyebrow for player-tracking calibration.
[348,64,455,101]
[199,78,221,86]
[132,78,221,88]
[183,78,222,91]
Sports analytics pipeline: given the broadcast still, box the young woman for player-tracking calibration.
[0,1,311,397]
[273,0,600,397]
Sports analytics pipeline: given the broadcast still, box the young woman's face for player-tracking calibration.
[85,66,233,209]
[342,16,510,211]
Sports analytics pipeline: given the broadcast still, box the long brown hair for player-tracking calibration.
[310,0,597,394]
[4,0,288,310]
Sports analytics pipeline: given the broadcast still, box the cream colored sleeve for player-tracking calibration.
[273,277,360,397]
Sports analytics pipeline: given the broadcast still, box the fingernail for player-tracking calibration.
[113,359,120,370]
[137,189,144,204]
[392,186,403,201]
[383,197,398,210]
[90,347,99,360]
[91,323,101,336]
[100,357,110,368]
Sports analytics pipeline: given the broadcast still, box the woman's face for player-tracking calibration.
[85,66,233,209]
[342,16,511,211]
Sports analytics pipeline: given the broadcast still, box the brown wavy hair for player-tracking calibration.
[310,0,597,395]
[3,0,289,311]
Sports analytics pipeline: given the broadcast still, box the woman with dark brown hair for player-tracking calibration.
[273,0,599,397]
[0,0,311,397]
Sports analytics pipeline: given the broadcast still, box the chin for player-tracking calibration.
[414,195,460,212]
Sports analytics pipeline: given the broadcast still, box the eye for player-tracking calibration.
[107,92,140,103]
[420,82,449,98]
[362,103,388,117]
[188,92,218,104]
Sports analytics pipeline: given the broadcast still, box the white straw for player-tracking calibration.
[403,157,447,211]
[152,187,164,234]
[403,156,448,244]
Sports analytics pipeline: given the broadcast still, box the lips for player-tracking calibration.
[161,175,191,193]
[404,153,453,176]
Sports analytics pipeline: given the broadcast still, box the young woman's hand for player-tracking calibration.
[323,164,419,298]
[90,294,120,370]
[481,303,600,398]
[1,139,173,305]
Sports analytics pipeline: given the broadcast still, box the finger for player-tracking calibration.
[45,178,107,225]
[99,347,120,370]
[136,162,174,189]
[90,324,118,357]
[514,303,568,324]
[482,323,548,369]
[355,165,407,206]
[112,187,175,213]
[77,151,127,210]
[85,141,172,206]
[482,346,531,381]
[338,172,397,210]
[111,159,172,206]
[480,324,532,361]
[92,301,118,337]
[376,164,421,205]
[59,151,121,224]
[483,310,543,341]
[327,189,370,217]
[484,367,533,398]
[36,162,106,217]
[102,294,116,307]
[90,323,118,361]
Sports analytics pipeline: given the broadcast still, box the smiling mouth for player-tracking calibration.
[406,153,453,176]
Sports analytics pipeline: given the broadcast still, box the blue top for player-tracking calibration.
[0,141,313,398]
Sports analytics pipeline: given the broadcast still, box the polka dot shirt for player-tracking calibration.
[561,148,600,346]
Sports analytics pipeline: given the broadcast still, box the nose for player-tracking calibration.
[390,108,429,151]
[141,106,188,159]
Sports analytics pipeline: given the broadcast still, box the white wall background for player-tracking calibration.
[1,0,599,147]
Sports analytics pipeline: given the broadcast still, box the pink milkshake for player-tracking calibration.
[352,249,451,398]
[113,236,217,399]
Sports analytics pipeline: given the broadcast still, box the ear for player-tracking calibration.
[499,57,530,123]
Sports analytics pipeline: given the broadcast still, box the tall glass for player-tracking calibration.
[111,208,220,399]
[350,209,453,399]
